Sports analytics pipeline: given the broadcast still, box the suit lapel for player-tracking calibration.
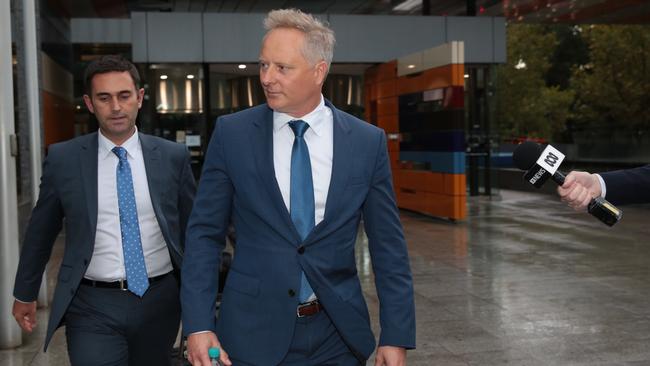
[308,101,353,242]
[139,133,183,265]
[139,133,164,226]
[80,133,99,235]
[251,107,302,244]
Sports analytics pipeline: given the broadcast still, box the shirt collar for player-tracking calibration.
[98,127,140,159]
[273,95,329,136]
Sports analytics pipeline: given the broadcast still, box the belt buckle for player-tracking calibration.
[296,300,318,318]
[119,279,128,291]
[296,302,307,318]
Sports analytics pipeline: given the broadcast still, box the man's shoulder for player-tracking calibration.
[47,132,97,156]
[139,134,192,170]
[139,133,188,154]
[218,103,271,125]
[331,106,383,136]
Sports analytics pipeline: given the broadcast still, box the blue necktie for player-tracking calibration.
[112,147,149,297]
[289,120,315,302]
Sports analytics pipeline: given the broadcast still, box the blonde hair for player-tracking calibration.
[264,8,336,69]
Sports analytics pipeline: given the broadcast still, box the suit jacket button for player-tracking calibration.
[297,246,305,254]
[70,289,75,296]
[288,289,296,297]
[83,259,89,266]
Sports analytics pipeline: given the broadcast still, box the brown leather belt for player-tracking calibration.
[297,299,322,317]
[80,272,170,290]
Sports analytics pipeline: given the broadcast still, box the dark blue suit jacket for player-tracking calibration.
[600,165,650,205]
[181,101,415,364]
[13,132,196,350]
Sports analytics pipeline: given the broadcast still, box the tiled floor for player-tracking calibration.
[3,189,650,365]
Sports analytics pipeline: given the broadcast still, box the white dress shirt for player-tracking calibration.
[596,174,607,198]
[273,95,333,227]
[85,129,173,281]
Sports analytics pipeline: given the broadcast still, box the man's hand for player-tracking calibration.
[374,345,406,366]
[186,332,232,366]
[557,171,602,211]
[12,300,37,332]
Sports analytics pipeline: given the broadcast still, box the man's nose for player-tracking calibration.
[261,67,275,86]
[110,97,121,111]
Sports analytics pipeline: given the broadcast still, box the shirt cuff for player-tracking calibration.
[189,330,213,336]
[15,298,34,304]
[596,174,606,198]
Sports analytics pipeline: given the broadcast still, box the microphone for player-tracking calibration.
[513,141,622,227]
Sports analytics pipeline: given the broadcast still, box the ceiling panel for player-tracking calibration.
[325,0,371,14]
[65,0,650,24]
[250,0,289,13]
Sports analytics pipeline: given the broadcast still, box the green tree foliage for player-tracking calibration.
[571,25,650,133]
[495,24,574,140]
[547,26,589,90]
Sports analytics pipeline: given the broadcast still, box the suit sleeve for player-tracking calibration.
[362,131,416,349]
[181,119,233,335]
[13,151,64,302]
[177,146,197,249]
[600,165,650,205]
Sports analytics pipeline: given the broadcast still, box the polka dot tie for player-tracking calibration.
[289,120,315,302]
[112,147,149,297]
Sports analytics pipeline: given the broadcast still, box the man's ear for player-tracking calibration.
[137,88,145,109]
[83,94,95,114]
[314,61,328,85]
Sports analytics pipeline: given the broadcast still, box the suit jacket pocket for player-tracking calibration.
[224,269,260,297]
[58,264,73,283]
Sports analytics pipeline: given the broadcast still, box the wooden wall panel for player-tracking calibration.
[375,60,397,82]
[43,91,75,148]
[444,174,467,196]
[376,79,397,99]
[364,54,467,220]
[396,64,465,96]
[377,114,398,133]
[376,97,398,117]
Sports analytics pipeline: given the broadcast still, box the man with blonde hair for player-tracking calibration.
[181,9,415,366]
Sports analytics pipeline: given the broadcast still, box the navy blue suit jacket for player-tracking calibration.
[181,101,415,364]
[13,132,196,350]
[600,165,650,205]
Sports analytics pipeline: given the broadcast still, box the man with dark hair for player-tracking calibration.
[12,54,196,365]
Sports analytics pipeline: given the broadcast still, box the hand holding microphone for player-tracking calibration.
[558,171,602,211]
[513,141,622,227]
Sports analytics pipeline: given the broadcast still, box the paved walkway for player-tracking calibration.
[3,190,650,365]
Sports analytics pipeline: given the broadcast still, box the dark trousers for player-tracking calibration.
[64,273,180,366]
[231,309,362,366]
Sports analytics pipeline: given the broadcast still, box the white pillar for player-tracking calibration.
[22,0,48,308]
[0,0,23,349]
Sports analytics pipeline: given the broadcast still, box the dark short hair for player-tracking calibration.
[83,55,141,95]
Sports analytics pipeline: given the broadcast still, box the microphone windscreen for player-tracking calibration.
[513,141,543,171]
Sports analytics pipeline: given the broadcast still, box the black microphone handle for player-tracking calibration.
[551,171,566,186]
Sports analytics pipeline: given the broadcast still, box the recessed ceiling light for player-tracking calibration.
[160,75,168,80]
[238,64,247,69]
[407,64,416,69]
[187,74,195,79]
[393,0,422,11]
